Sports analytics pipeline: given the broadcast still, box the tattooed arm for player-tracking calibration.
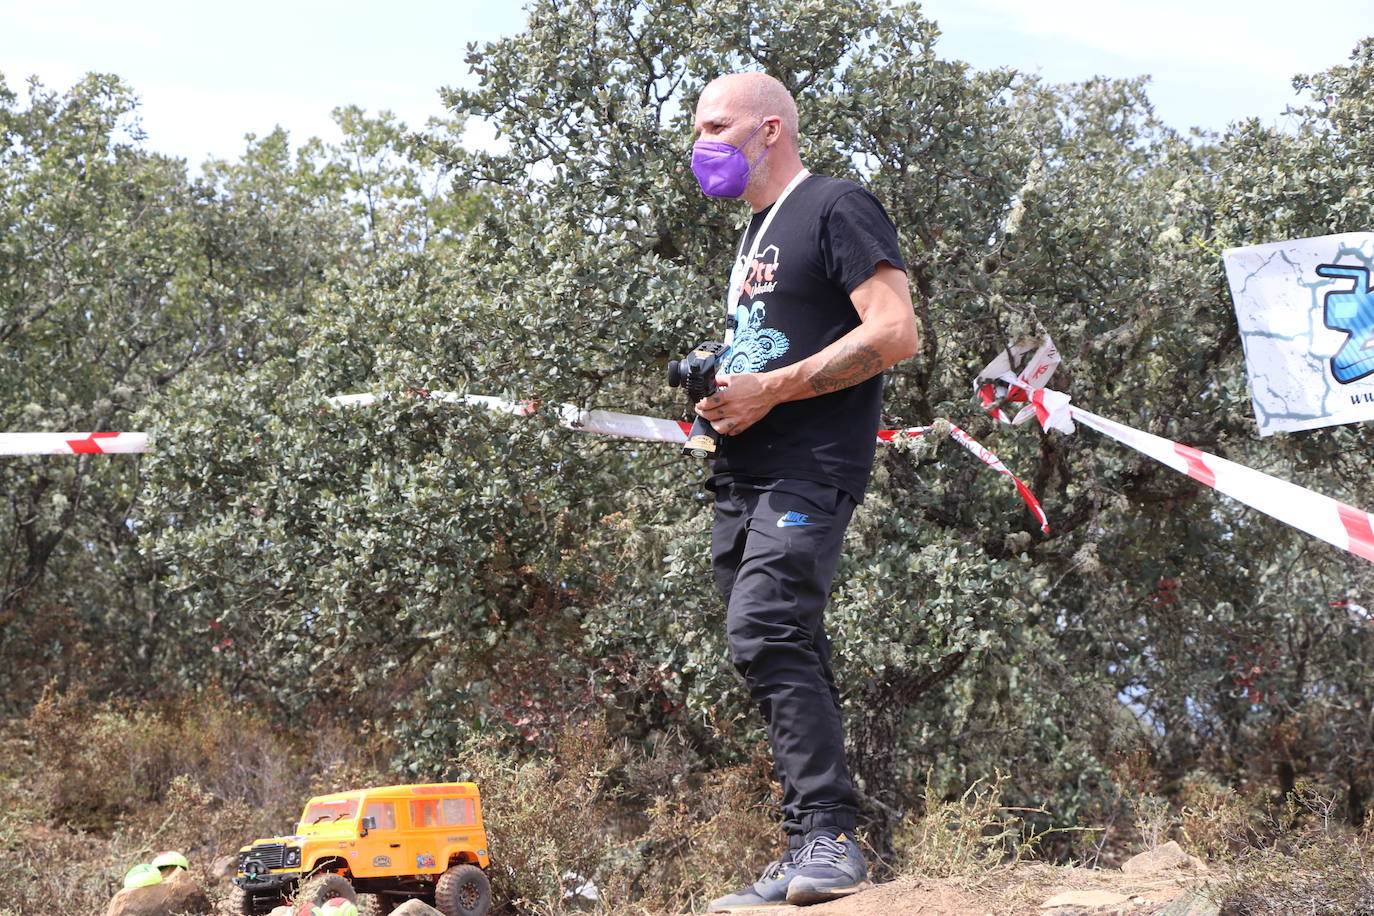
[806,340,886,394]
[698,262,919,435]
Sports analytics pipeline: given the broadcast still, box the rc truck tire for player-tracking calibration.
[357,893,394,915]
[226,884,258,915]
[293,872,358,915]
[434,864,491,916]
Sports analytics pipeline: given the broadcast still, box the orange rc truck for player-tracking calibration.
[230,782,492,916]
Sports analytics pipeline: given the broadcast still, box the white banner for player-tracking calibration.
[1223,232,1374,436]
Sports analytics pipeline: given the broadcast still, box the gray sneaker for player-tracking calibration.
[785,832,870,905]
[707,859,797,911]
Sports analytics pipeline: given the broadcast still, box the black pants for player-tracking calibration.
[712,478,859,840]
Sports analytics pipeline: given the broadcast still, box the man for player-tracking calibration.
[688,72,919,910]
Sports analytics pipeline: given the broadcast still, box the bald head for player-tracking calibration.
[698,72,800,148]
[692,71,806,210]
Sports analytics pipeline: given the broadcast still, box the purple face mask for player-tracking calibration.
[691,121,769,198]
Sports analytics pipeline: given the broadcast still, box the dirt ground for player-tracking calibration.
[699,863,1216,916]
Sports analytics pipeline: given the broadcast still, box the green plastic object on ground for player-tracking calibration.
[123,863,163,888]
[151,850,190,870]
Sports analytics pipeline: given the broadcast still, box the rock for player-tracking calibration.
[209,854,239,882]
[389,901,443,916]
[1121,840,1206,875]
[1155,889,1220,916]
[107,867,212,916]
[1040,890,1131,909]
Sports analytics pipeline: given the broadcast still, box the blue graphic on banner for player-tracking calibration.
[1318,263,1374,384]
[1222,232,1374,435]
[722,302,789,373]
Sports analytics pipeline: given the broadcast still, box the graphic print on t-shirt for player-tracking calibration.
[724,236,789,374]
[723,300,789,373]
[742,244,781,298]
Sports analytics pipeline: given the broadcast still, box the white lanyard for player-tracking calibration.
[725,168,811,333]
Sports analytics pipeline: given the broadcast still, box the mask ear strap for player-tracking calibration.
[742,118,775,169]
[747,145,770,172]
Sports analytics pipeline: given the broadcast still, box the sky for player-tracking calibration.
[1,0,1369,167]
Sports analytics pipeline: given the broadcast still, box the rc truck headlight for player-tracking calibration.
[284,847,302,867]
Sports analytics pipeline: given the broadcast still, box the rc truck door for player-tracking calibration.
[354,800,400,877]
[404,798,444,875]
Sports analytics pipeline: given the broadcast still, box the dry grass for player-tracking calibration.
[14,691,1374,916]
[1215,781,1374,915]
[450,723,778,915]
[888,773,1086,881]
[607,758,778,913]
[0,688,392,916]
[2,694,780,916]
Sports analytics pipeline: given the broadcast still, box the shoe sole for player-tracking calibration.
[785,880,871,905]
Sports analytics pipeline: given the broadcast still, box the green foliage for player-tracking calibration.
[0,72,483,713]
[0,73,209,706]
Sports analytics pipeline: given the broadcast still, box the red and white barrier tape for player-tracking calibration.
[908,423,1049,533]
[1069,404,1374,563]
[0,432,149,455]
[0,392,1049,532]
[328,392,696,443]
[329,392,1049,531]
[977,339,1374,564]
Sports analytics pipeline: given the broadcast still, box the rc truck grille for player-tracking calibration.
[244,843,286,870]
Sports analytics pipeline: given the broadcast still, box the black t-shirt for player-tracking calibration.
[709,174,906,502]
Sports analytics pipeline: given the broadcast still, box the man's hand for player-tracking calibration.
[695,372,776,435]
[692,263,919,436]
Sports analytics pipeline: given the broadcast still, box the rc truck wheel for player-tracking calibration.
[357,893,394,915]
[226,884,260,915]
[434,864,491,916]
[293,873,358,915]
